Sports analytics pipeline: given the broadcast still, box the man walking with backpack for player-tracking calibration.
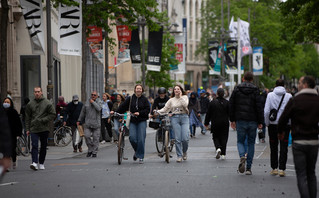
[264,79,292,177]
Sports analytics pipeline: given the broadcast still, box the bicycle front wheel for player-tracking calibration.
[17,136,30,157]
[54,127,72,147]
[155,128,164,154]
[118,132,124,165]
[164,130,170,163]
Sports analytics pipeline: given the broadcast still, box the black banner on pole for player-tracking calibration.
[146,27,163,72]
[208,41,219,69]
[226,40,238,68]
[129,28,141,68]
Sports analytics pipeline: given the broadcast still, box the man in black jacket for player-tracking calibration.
[63,95,83,152]
[278,76,319,198]
[229,72,264,175]
[199,90,210,135]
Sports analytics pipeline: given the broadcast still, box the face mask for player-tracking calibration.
[122,92,126,96]
[3,103,10,109]
[73,101,79,105]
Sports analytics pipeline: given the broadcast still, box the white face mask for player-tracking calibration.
[73,101,79,105]
[3,103,10,109]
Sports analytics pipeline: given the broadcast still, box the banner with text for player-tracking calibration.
[171,35,186,74]
[146,27,163,72]
[20,0,45,54]
[253,47,263,76]
[87,26,103,64]
[116,25,131,66]
[129,28,141,69]
[59,0,82,56]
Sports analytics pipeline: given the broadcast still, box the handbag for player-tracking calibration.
[269,94,285,122]
[149,119,160,129]
[77,125,84,137]
[75,129,81,145]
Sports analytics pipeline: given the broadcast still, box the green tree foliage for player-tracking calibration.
[280,0,319,43]
[198,0,319,88]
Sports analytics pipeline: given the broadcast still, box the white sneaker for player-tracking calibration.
[182,152,187,161]
[12,162,17,169]
[39,164,45,170]
[30,162,38,171]
[101,140,106,144]
[216,148,221,159]
[221,155,226,160]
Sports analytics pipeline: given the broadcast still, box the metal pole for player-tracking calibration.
[105,28,109,93]
[221,0,225,77]
[248,8,252,72]
[141,18,146,88]
[237,17,241,84]
[46,0,53,101]
[228,0,230,26]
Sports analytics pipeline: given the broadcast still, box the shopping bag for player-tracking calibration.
[75,129,81,145]
[77,125,84,137]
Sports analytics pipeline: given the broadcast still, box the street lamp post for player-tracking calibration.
[140,18,146,88]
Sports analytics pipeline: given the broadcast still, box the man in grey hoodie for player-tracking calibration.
[264,79,292,177]
[77,91,102,157]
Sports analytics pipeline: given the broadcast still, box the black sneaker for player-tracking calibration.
[245,169,252,175]
[133,154,137,161]
[92,154,97,158]
[238,156,246,173]
[86,152,92,157]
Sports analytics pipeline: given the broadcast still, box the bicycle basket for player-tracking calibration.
[149,121,160,129]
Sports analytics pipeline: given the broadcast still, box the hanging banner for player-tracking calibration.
[116,25,131,65]
[20,0,45,54]
[146,27,163,72]
[253,47,263,76]
[171,35,186,74]
[229,16,252,58]
[59,0,82,56]
[208,41,220,75]
[87,26,103,63]
[238,19,252,58]
[129,28,141,69]
[225,40,238,69]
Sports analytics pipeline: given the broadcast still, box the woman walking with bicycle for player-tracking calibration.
[158,85,190,162]
[111,94,126,143]
[2,97,22,170]
[114,84,150,164]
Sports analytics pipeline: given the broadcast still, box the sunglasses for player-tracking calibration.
[91,94,97,96]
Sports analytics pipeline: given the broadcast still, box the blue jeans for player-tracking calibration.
[236,121,257,169]
[170,114,189,158]
[129,121,147,159]
[31,131,49,164]
[200,113,207,133]
[113,119,120,136]
[292,143,318,198]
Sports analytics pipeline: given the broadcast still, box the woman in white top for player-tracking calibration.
[158,85,190,162]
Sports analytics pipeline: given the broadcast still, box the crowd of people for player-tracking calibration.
[1,73,319,198]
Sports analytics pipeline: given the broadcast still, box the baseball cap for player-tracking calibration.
[72,95,79,101]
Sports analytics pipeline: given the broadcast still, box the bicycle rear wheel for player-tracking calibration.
[164,130,170,163]
[155,128,164,154]
[17,136,30,157]
[54,127,72,147]
[117,132,124,165]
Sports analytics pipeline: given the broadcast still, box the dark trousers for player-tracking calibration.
[11,137,17,163]
[101,118,112,141]
[71,125,82,150]
[293,143,318,198]
[268,124,290,170]
[212,126,229,155]
[30,131,49,164]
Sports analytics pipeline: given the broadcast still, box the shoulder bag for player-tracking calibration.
[269,94,285,122]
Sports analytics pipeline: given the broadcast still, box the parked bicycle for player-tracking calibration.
[16,133,30,157]
[53,115,72,147]
[151,111,175,163]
